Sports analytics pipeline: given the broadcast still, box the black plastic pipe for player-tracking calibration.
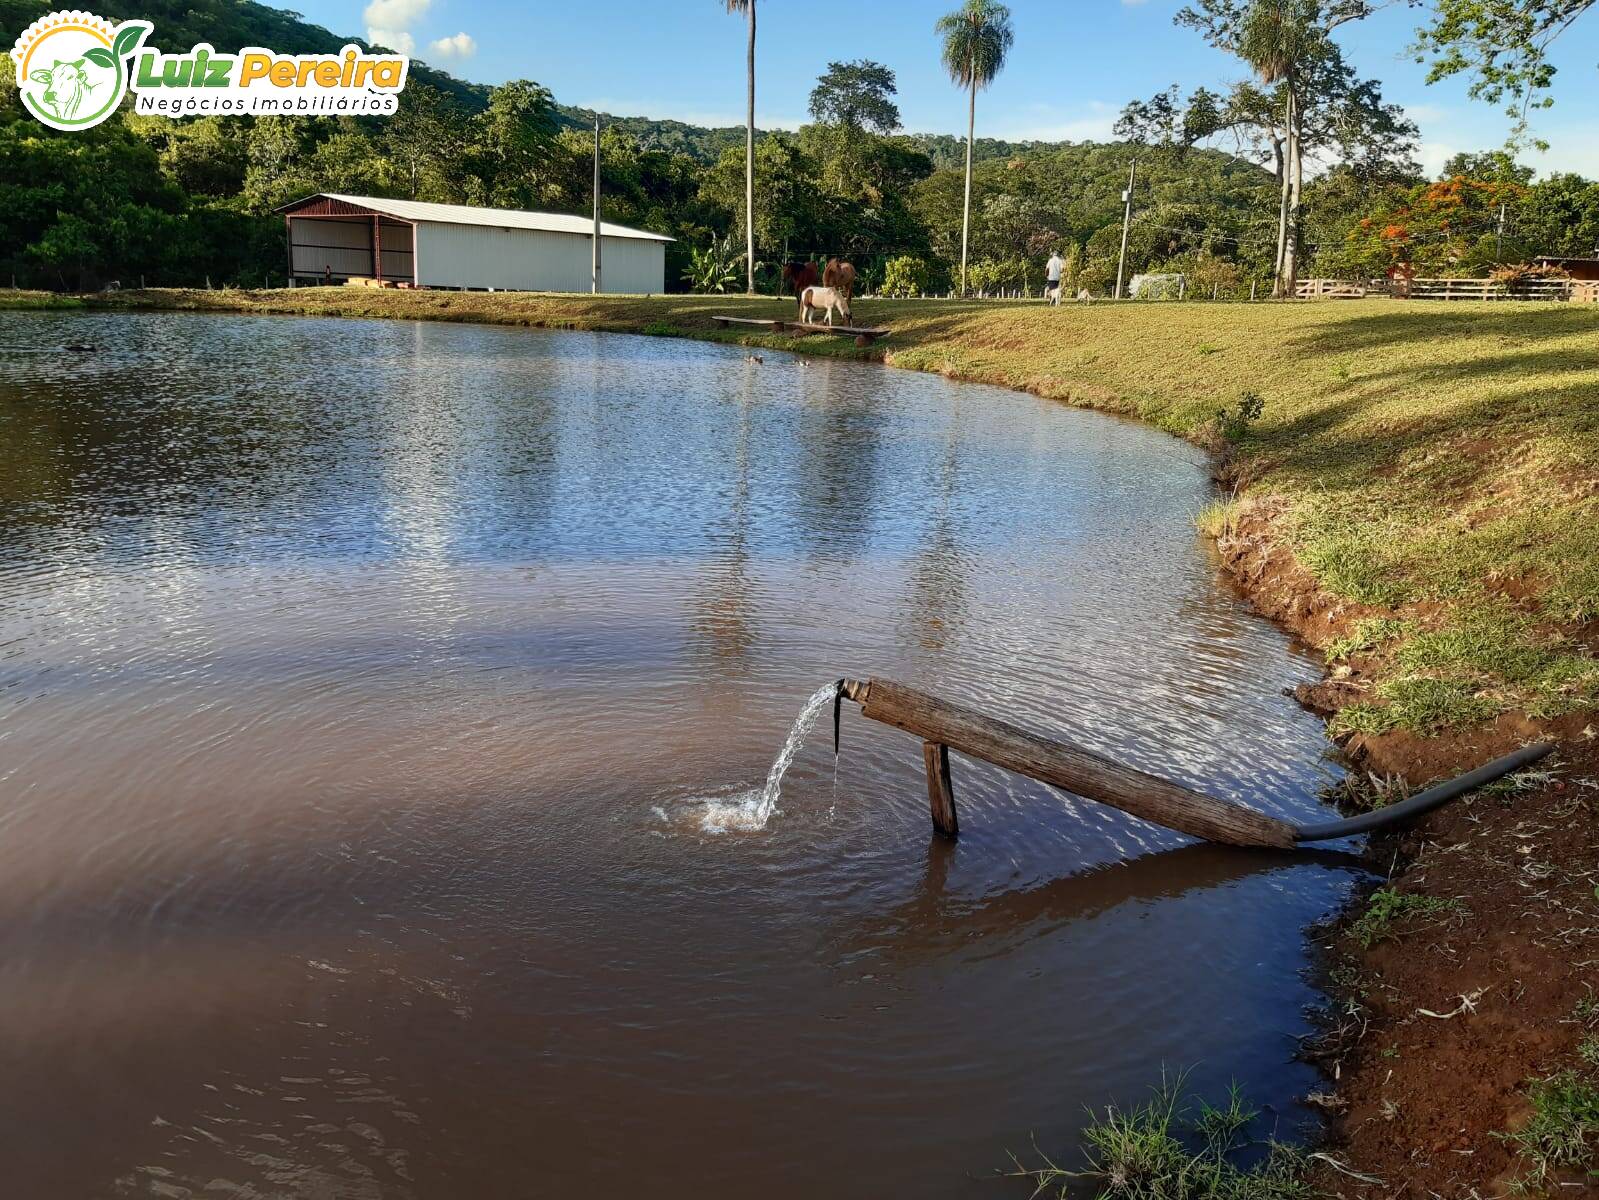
[1293,740,1555,842]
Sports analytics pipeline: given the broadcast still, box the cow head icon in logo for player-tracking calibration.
[12,10,152,131]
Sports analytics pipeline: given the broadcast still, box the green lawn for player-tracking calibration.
[13,288,1599,735]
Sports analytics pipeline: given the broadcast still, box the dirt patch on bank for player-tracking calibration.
[1214,500,1599,1197]
[1310,735,1599,1198]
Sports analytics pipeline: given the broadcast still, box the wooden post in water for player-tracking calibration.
[841,678,1298,848]
[922,741,957,837]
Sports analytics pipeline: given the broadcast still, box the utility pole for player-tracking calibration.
[1114,159,1136,300]
[592,117,602,295]
[1495,201,1507,263]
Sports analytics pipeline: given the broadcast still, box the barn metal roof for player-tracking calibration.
[281,193,674,242]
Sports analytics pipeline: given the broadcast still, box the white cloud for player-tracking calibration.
[1416,140,1458,179]
[367,28,414,53]
[992,100,1117,143]
[364,0,430,55]
[428,32,476,59]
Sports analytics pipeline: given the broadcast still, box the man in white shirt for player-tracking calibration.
[1045,250,1066,305]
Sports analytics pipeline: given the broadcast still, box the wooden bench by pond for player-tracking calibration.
[711,315,891,348]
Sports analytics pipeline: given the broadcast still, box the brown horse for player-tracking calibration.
[824,259,856,299]
[782,261,819,299]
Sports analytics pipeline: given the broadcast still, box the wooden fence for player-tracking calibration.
[1296,279,1371,299]
[1397,276,1574,301]
[865,276,1597,303]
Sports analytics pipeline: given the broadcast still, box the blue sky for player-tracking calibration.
[300,0,1599,177]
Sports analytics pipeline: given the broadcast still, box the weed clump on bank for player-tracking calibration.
[1507,1070,1599,1191]
[1010,1080,1316,1200]
[1195,499,1242,539]
[1347,887,1463,949]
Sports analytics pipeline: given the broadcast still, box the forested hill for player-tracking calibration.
[551,107,749,160]
[905,134,1086,172]
[543,119,1071,168]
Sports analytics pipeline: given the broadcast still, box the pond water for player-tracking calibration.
[0,312,1358,1199]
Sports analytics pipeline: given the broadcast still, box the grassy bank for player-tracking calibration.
[13,286,1597,743]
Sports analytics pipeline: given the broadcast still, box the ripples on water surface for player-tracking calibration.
[0,313,1357,1198]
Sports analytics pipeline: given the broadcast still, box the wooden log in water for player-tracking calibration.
[922,741,958,837]
[842,678,1298,848]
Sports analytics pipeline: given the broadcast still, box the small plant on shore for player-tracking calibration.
[641,320,682,338]
[1325,617,1416,663]
[1008,1078,1315,1200]
[1349,887,1463,949]
[1213,389,1265,443]
[1331,676,1500,737]
[1196,499,1242,539]
[1574,991,1599,1027]
[1505,1070,1599,1192]
[1478,763,1558,799]
[1324,770,1412,813]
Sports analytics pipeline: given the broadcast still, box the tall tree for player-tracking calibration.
[936,0,1014,296]
[1176,0,1399,295]
[384,84,469,200]
[806,60,911,204]
[1415,0,1593,141]
[1237,0,1318,294]
[472,80,558,209]
[1441,148,1536,182]
[726,0,757,294]
[808,60,902,134]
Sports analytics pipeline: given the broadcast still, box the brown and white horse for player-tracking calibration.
[799,285,852,327]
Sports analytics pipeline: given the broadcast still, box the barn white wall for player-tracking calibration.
[596,238,667,294]
[413,223,664,293]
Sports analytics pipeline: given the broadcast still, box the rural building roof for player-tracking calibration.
[1535,254,1599,263]
[281,193,674,242]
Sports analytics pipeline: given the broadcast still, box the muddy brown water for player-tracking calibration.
[0,312,1361,1198]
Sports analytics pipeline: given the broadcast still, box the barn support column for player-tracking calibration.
[372,215,382,282]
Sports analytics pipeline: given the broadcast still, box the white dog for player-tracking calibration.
[799,285,852,327]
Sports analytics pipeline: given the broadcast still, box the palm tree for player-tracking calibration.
[1239,0,1316,296]
[726,0,757,295]
[936,0,1014,297]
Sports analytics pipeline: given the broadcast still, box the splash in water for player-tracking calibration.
[697,682,840,833]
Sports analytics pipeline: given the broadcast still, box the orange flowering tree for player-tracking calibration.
[1321,174,1530,276]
